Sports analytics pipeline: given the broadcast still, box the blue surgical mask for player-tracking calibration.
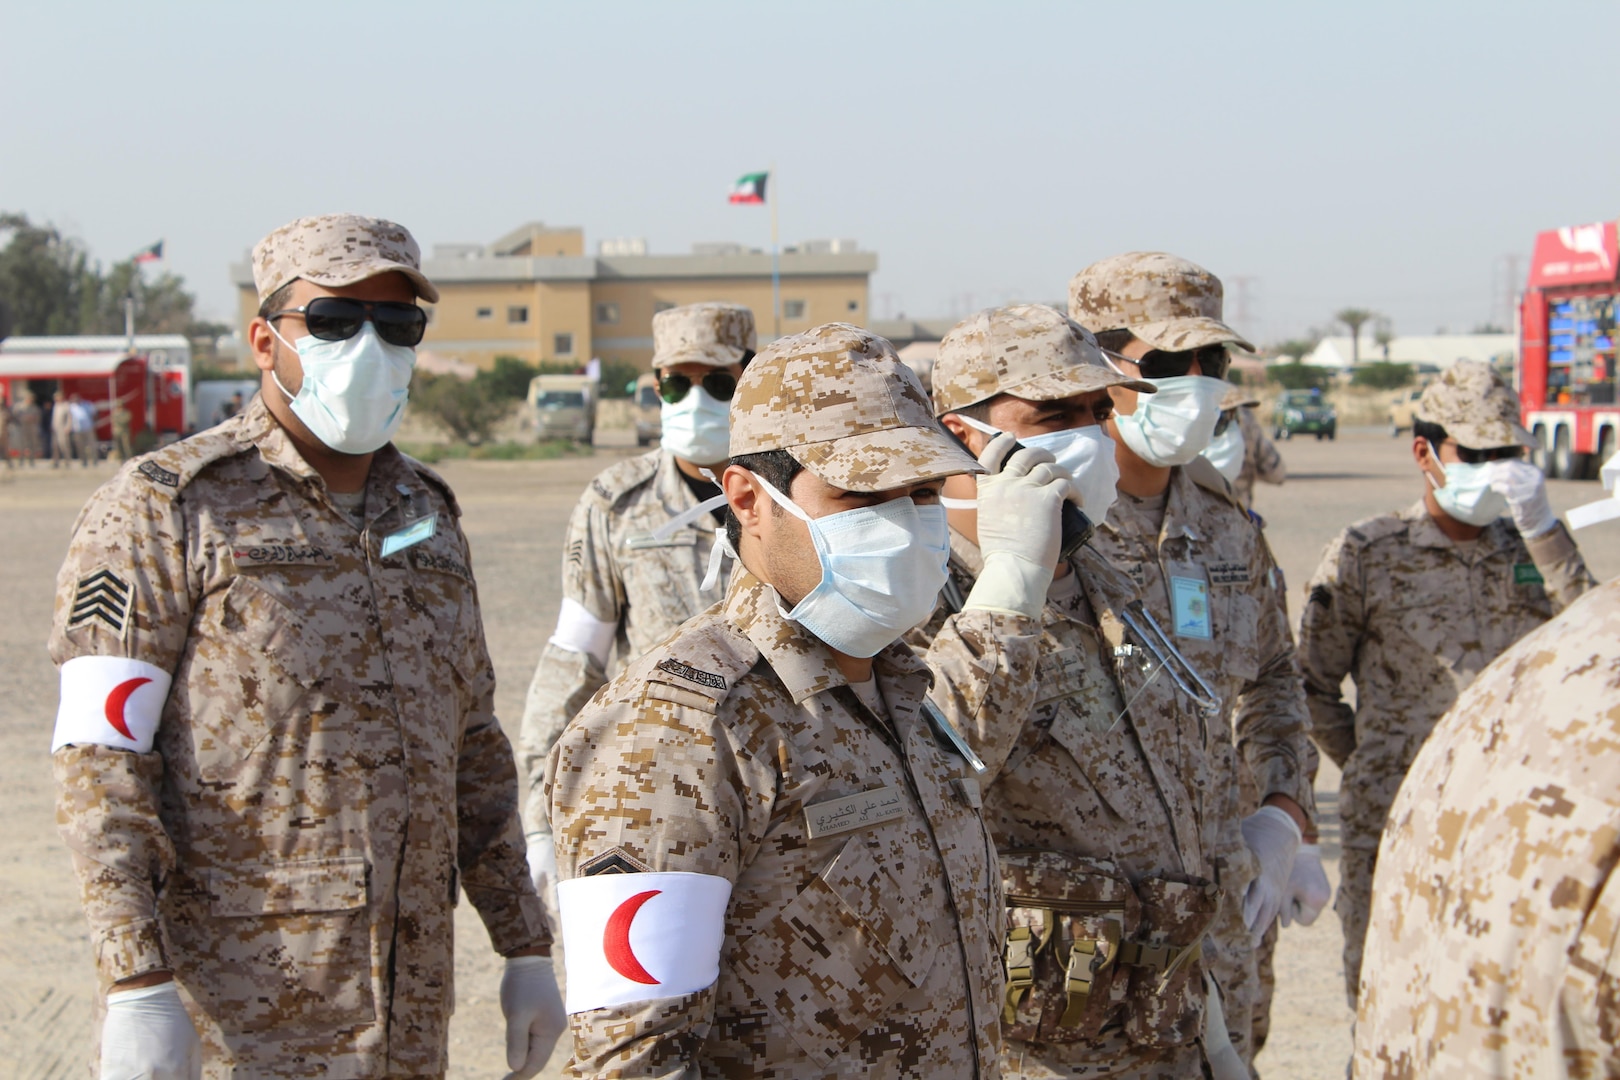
[1201,420,1245,483]
[752,473,950,658]
[271,323,414,454]
[1427,442,1508,526]
[661,385,731,464]
[956,414,1120,522]
[1114,375,1228,466]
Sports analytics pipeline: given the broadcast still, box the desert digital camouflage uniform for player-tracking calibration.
[1352,576,1620,1078]
[1299,360,1596,1006]
[1232,407,1283,510]
[910,304,1220,1078]
[1072,255,1316,1067]
[517,303,753,842]
[547,324,1034,1077]
[50,396,547,1077]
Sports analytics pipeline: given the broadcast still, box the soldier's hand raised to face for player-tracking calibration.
[964,434,1074,619]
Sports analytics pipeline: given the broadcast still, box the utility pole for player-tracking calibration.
[1228,275,1258,345]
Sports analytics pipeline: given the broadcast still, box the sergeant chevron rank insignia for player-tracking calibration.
[67,568,131,634]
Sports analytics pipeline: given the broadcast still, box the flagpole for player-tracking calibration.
[769,163,780,340]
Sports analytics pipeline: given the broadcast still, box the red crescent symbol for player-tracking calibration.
[104,677,152,740]
[603,889,661,985]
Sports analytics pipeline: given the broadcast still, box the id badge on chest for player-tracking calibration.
[1170,575,1212,640]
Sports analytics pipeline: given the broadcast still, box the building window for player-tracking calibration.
[508,305,529,324]
[595,302,620,325]
[554,332,575,356]
[847,299,859,312]
[476,307,493,320]
[783,299,807,319]
[653,301,676,314]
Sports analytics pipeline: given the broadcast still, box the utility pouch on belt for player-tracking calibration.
[1001,850,1219,1049]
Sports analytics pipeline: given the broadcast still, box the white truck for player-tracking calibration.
[526,373,597,443]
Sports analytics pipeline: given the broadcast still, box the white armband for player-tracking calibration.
[548,597,616,668]
[558,870,731,1013]
[52,655,172,753]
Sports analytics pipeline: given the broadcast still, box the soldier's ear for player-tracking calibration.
[721,466,766,539]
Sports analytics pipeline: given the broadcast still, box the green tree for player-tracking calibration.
[1269,361,1334,391]
[1350,362,1414,390]
[1336,307,1377,364]
[410,373,512,443]
[597,359,639,399]
[475,355,540,400]
[0,213,91,337]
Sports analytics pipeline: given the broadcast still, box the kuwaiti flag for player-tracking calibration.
[728,172,768,204]
[132,240,164,264]
[558,871,732,1013]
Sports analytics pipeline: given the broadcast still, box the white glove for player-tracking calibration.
[527,834,560,927]
[1281,843,1331,928]
[1201,974,1249,1080]
[964,433,1071,619]
[100,980,201,1080]
[501,954,566,1080]
[1487,458,1557,536]
[1240,804,1302,945]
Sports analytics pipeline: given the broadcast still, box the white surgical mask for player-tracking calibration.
[1114,375,1229,466]
[661,385,732,464]
[1426,443,1508,526]
[956,414,1120,522]
[270,323,415,454]
[1201,419,1245,483]
[752,473,950,658]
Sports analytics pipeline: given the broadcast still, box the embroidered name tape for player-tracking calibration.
[803,784,906,839]
[559,870,731,1014]
[53,655,173,754]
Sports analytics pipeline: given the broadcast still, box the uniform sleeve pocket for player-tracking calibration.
[199,856,374,1033]
[730,838,938,1068]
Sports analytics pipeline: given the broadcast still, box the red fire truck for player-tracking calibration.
[0,334,192,450]
[1520,220,1620,479]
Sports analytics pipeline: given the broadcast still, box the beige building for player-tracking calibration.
[230,222,877,372]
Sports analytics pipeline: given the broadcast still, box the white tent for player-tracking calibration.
[1303,334,1515,370]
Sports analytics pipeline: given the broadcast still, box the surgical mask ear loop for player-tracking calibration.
[267,322,302,404]
[937,415,1001,509]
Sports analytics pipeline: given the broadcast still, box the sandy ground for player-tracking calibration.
[2,428,1616,1078]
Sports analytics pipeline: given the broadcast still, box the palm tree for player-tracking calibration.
[1336,308,1376,364]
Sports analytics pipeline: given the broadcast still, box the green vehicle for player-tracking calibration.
[1272,388,1337,440]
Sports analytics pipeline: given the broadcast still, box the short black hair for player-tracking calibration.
[724,448,803,549]
[258,280,296,320]
[1093,328,1136,355]
[947,397,997,424]
[1413,418,1447,448]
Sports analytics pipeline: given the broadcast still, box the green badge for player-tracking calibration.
[1513,562,1544,586]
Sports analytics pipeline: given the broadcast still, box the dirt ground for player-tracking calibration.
[2,428,1616,1078]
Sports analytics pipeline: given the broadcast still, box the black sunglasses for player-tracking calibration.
[1446,441,1525,465]
[1129,344,1231,382]
[659,371,738,404]
[267,297,428,348]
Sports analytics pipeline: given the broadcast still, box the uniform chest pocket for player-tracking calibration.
[190,575,327,767]
[194,856,375,1034]
[730,837,938,1068]
[1164,556,1258,684]
[617,531,716,650]
[1045,698,1161,827]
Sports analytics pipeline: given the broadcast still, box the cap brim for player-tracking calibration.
[789,424,983,492]
[653,343,748,369]
[1131,316,1252,354]
[1445,420,1538,451]
[305,259,440,304]
[1220,388,1263,410]
[1000,365,1157,401]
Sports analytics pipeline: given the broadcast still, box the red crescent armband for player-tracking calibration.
[557,870,731,1014]
[52,656,173,754]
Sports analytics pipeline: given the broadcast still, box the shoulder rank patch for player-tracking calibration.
[655,658,727,691]
[68,568,132,633]
[580,847,652,877]
[137,460,179,487]
[1308,584,1332,609]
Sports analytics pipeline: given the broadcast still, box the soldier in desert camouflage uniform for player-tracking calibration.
[909,303,1242,1079]
[1299,359,1595,1008]
[50,214,560,1080]
[1352,574,1620,1078]
[1200,385,1284,510]
[517,302,754,932]
[546,322,1072,1077]
[1069,253,1323,1071]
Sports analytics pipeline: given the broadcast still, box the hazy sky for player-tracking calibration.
[5,1,1616,344]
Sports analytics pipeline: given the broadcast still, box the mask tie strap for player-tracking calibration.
[940,496,977,510]
[751,472,814,523]
[700,531,735,592]
[652,493,729,542]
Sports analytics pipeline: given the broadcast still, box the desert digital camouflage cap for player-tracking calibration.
[931,304,1156,415]
[1219,383,1263,411]
[730,322,982,491]
[653,302,757,369]
[1416,359,1534,449]
[252,213,438,305]
[1068,252,1253,353]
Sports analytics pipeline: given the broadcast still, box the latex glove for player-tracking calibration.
[527,833,560,929]
[1240,805,1302,945]
[501,955,565,1080]
[1487,458,1557,536]
[964,433,1072,619]
[1201,974,1248,1080]
[100,980,201,1080]
[1281,843,1331,928]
